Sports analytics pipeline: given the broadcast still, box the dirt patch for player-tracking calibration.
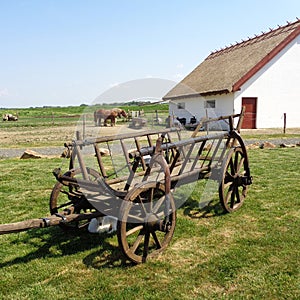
[0,124,143,147]
[0,126,76,146]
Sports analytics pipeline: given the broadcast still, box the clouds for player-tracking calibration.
[94,78,177,104]
[0,88,9,97]
[172,63,185,81]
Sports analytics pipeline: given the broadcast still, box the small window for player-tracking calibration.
[177,102,185,109]
[204,100,216,108]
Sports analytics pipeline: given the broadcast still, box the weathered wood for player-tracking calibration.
[0,211,104,235]
[74,127,180,146]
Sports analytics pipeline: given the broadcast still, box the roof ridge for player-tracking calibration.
[207,18,300,60]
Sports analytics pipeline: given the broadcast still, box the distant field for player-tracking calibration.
[0,104,169,148]
[0,104,168,128]
[0,103,169,127]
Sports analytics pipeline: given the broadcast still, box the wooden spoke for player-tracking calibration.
[130,231,144,254]
[152,195,165,214]
[152,231,162,249]
[49,167,99,230]
[143,232,150,261]
[126,225,144,237]
[137,195,147,216]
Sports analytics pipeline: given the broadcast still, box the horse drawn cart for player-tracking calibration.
[0,108,252,264]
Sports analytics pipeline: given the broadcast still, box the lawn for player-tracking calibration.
[0,147,299,299]
[0,103,169,127]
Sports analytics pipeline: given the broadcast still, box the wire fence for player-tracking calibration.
[1,110,170,134]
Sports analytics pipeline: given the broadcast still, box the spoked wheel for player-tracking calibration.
[117,182,176,264]
[219,147,250,213]
[50,167,100,230]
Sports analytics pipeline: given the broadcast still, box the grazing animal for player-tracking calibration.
[112,108,127,119]
[3,113,18,121]
[94,108,127,126]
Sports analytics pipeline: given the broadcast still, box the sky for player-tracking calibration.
[0,0,300,108]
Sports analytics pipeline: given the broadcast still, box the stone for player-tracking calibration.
[20,149,43,159]
[99,148,110,156]
[259,142,276,149]
[246,142,260,149]
[280,143,296,148]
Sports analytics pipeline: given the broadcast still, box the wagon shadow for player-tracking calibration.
[182,197,226,219]
[0,227,130,269]
[82,248,134,269]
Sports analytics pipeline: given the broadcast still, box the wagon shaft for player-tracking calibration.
[0,211,103,235]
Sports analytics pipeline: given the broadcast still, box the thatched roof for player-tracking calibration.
[164,19,300,100]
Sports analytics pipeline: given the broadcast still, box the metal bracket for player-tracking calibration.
[41,218,51,228]
[54,213,67,224]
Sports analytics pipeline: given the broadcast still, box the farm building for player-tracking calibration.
[163,19,300,129]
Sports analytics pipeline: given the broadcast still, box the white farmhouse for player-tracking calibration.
[164,19,300,129]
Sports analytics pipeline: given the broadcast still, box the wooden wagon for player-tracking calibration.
[0,108,252,264]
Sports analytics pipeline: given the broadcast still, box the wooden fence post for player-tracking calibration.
[82,114,86,139]
[283,113,286,134]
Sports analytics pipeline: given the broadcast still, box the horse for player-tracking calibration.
[94,108,127,127]
[112,108,127,119]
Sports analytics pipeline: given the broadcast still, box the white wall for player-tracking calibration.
[234,35,300,128]
[168,93,234,123]
[169,96,202,122]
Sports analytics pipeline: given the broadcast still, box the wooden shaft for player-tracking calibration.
[0,211,104,235]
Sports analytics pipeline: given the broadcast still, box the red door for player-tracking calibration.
[242,97,257,129]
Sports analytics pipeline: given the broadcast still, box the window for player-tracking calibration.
[177,102,185,109]
[204,100,216,108]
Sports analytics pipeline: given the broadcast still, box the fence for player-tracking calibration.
[1,110,170,137]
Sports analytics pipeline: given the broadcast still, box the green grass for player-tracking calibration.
[0,147,299,299]
[0,103,168,132]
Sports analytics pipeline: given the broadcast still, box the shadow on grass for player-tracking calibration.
[82,247,134,269]
[0,226,132,269]
[181,196,226,219]
[1,197,226,270]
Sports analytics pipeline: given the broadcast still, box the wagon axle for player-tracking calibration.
[241,175,253,186]
[144,214,171,233]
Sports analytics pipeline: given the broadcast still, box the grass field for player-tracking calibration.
[0,147,299,299]
[0,104,171,149]
[0,104,169,127]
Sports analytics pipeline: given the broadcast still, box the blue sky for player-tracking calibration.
[0,0,300,108]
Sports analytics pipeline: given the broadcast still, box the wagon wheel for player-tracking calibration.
[117,182,176,264]
[50,167,100,230]
[219,147,249,213]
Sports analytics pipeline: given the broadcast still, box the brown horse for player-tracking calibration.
[94,108,127,126]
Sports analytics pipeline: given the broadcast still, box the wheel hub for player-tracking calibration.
[145,213,170,232]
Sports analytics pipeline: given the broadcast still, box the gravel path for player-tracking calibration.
[0,137,299,159]
[244,137,300,146]
[0,146,64,159]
